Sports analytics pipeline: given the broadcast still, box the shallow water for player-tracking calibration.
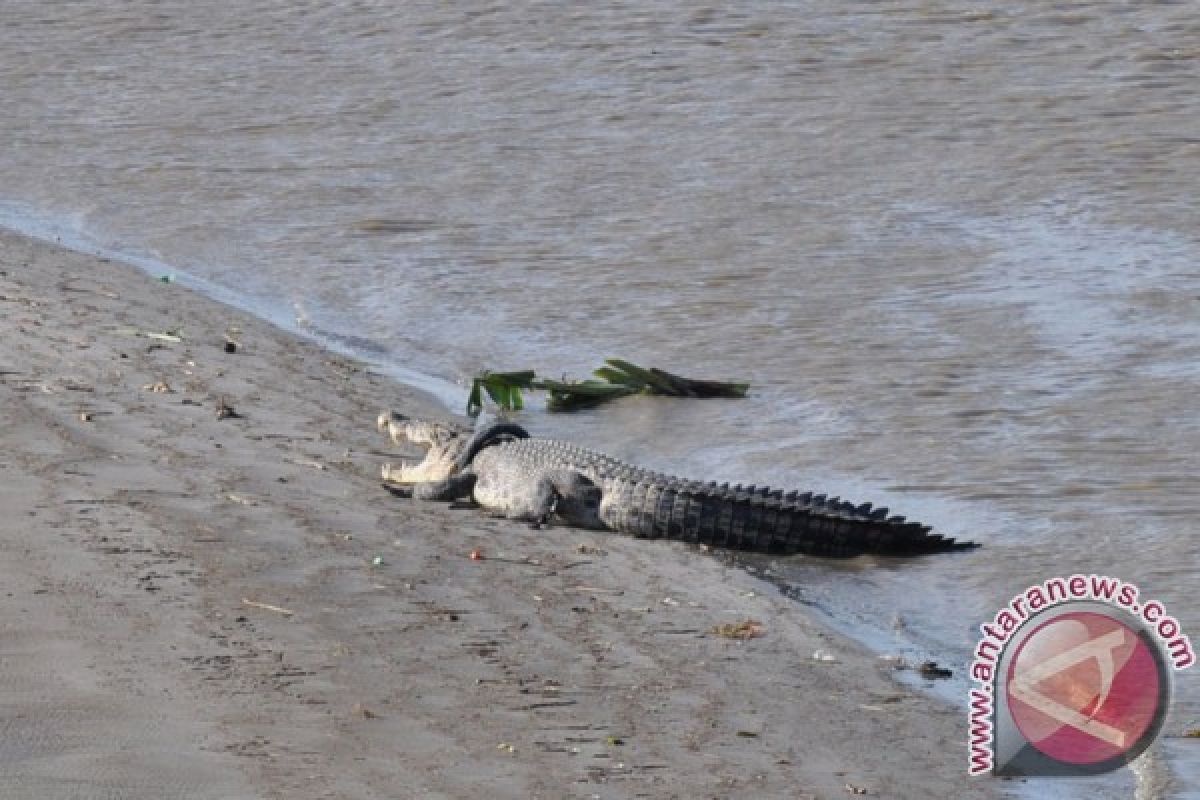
[2,1,1197,794]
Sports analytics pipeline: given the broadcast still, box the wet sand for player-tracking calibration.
[0,228,996,798]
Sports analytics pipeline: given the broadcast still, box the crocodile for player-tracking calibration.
[377,412,976,557]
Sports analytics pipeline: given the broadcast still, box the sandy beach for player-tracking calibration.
[0,228,996,798]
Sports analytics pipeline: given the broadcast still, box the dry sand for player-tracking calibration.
[0,228,999,798]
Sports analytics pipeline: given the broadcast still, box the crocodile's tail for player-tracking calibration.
[604,480,974,557]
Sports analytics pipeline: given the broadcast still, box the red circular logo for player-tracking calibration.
[1005,610,1165,766]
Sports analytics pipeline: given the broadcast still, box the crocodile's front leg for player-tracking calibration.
[477,469,604,528]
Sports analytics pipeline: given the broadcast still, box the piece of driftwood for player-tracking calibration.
[242,598,295,616]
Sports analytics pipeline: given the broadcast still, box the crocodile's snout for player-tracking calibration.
[378,410,414,447]
[377,410,408,432]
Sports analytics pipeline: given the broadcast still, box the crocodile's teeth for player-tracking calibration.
[381,460,412,483]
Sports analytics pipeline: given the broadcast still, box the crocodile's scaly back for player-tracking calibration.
[472,438,973,557]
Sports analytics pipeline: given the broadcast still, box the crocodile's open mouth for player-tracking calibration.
[377,412,466,485]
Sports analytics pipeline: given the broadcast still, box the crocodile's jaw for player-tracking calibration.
[380,444,462,485]
[378,411,463,448]
[378,413,470,484]
[381,460,449,485]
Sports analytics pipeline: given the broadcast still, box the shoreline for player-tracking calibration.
[0,227,997,797]
[0,198,469,410]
